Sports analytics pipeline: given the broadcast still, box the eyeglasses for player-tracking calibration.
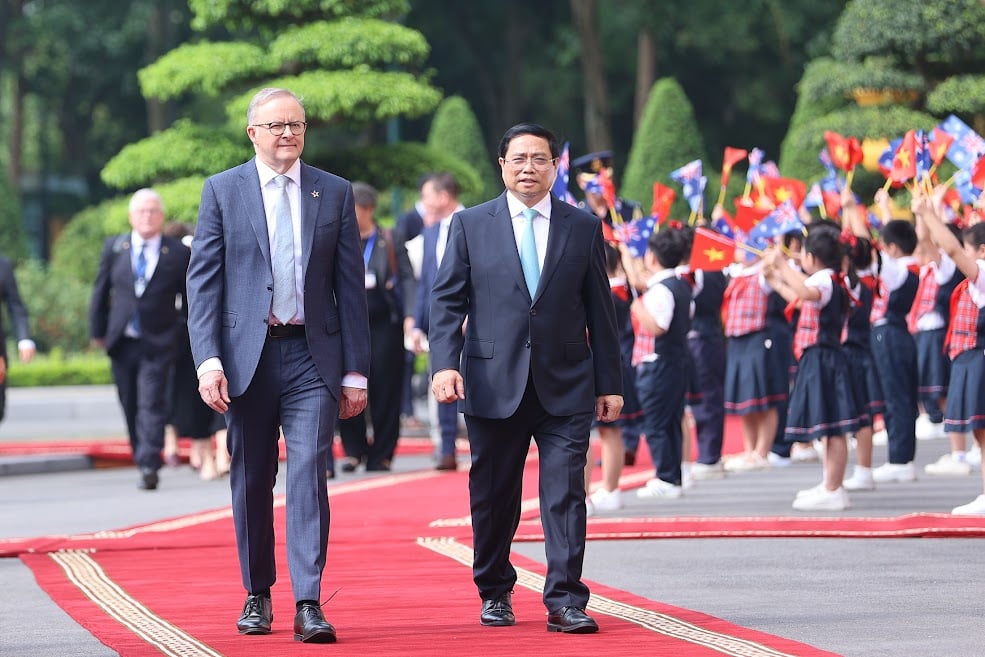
[251,121,308,136]
[503,155,557,170]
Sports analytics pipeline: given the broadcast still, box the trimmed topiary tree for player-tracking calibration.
[426,96,499,205]
[623,78,707,221]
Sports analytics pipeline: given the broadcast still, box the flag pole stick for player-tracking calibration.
[735,241,763,256]
[716,184,727,208]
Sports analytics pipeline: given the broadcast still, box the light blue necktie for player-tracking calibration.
[520,208,540,297]
[132,243,147,334]
[271,175,297,323]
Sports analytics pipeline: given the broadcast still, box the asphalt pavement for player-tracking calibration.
[1,386,983,657]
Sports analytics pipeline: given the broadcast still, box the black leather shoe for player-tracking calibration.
[480,592,515,626]
[236,594,273,635]
[435,454,457,471]
[294,602,337,643]
[340,457,361,473]
[137,469,159,491]
[546,606,598,633]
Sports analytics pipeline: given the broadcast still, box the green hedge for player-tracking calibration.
[5,349,112,387]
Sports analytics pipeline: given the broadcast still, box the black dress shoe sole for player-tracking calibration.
[479,616,516,627]
[546,621,598,633]
[237,626,272,635]
[294,629,337,643]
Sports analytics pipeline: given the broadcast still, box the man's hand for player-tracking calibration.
[432,369,464,404]
[0,355,6,385]
[198,370,230,413]
[595,395,624,423]
[18,344,35,363]
[339,386,368,419]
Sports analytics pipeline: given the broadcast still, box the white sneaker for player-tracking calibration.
[725,454,770,472]
[589,487,623,512]
[951,494,985,516]
[791,443,820,462]
[915,414,947,441]
[681,464,695,490]
[872,461,917,483]
[792,486,850,511]
[872,429,888,446]
[967,445,982,468]
[690,461,725,480]
[924,453,973,476]
[586,499,596,517]
[767,452,792,468]
[795,482,826,499]
[636,478,683,499]
[843,466,876,491]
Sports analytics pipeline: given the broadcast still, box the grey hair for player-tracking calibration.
[351,182,378,208]
[129,188,164,213]
[247,88,304,125]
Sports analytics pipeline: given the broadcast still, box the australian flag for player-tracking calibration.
[954,168,982,205]
[938,115,985,170]
[670,159,705,213]
[551,142,578,206]
[748,201,803,251]
[616,216,657,259]
[746,148,764,186]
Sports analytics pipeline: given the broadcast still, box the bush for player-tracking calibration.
[5,349,112,387]
[15,260,93,353]
[427,96,500,205]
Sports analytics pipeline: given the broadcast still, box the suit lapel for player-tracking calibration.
[490,195,531,300]
[533,197,572,302]
[299,162,321,274]
[238,161,272,268]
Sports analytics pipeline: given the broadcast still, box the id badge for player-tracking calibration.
[365,272,378,289]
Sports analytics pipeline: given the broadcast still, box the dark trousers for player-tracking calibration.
[400,348,415,417]
[637,356,686,485]
[339,319,405,469]
[109,338,173,471]
[465,377,592,612]
[915,328,948,423]
[871,324,918,463]
[687,334,725,464]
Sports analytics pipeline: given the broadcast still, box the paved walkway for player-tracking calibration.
[1,386,983,656]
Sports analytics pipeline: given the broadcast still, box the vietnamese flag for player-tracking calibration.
[824,131,863,172]
[930,127,955,167]
[760,176,807,209]
[720,147,748,187]
[732,198,771,233]
[890,130,917,184]
[690,227,737,271]
[597,167,618,211]
[651,182,676,223]
[972,154,985,191]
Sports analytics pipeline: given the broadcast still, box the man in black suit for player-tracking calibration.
[90,188,190,491]
[429,123,623,633]
[0,255,36,421]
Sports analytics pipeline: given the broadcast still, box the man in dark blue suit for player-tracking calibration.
[407,172,465,471]
[90,189,189,491]
[429,123,623,634]
[186,88,370,644]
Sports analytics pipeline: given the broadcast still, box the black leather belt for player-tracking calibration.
[267,323,305,338]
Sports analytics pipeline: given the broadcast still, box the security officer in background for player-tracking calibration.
[571,150,644,226]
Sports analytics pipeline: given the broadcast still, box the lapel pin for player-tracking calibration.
[311,190,320,198]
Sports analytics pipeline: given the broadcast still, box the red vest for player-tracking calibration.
[723,274,767,337]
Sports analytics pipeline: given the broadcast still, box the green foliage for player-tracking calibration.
[270,19,429,70]
[14,260,93,353]
[926,75,985,115]
[623,78,706,220]
[780,105,936,195]
[138,41,278,101]
[225,70,442,125]
[832,0,985,70]
[51,177,207,284]
[323,142,482,198]
[5,349,112,387]
[101,121,249,188]
[426,96,500,204]
[189,0,409,30]
[0,172,27,262]
[798,57,924,104]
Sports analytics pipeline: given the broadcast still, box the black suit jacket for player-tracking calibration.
[89,234,190,358]
[428,193,622,419]
[0,256,30,358]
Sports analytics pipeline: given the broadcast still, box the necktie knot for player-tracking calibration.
[522,208,538,222]
[273,174,289,190]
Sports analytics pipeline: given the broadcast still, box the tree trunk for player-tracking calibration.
[634,27,656,130]
[569,0,611,151]
[4,0,25,185]
[145,0,174,133]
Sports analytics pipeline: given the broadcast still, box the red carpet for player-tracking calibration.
[11,467,843,657]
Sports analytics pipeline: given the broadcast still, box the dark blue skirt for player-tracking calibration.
[915,328,950,396]
[784,345,862,442]
[842,341,884,427]
[724,331,788,415]
[943,348,985,434]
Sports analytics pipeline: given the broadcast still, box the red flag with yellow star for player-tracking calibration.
[824,131,863,172]
[890,130,917,184]
[720,147,748,188]
[651,182,676,223]
[930,127,955,167]
[690,227,736,271]
[757,176,807,209]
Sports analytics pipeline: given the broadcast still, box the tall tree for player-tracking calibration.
[569,0,612,152]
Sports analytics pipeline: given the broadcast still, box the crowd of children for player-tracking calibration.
[586,184,985,515]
